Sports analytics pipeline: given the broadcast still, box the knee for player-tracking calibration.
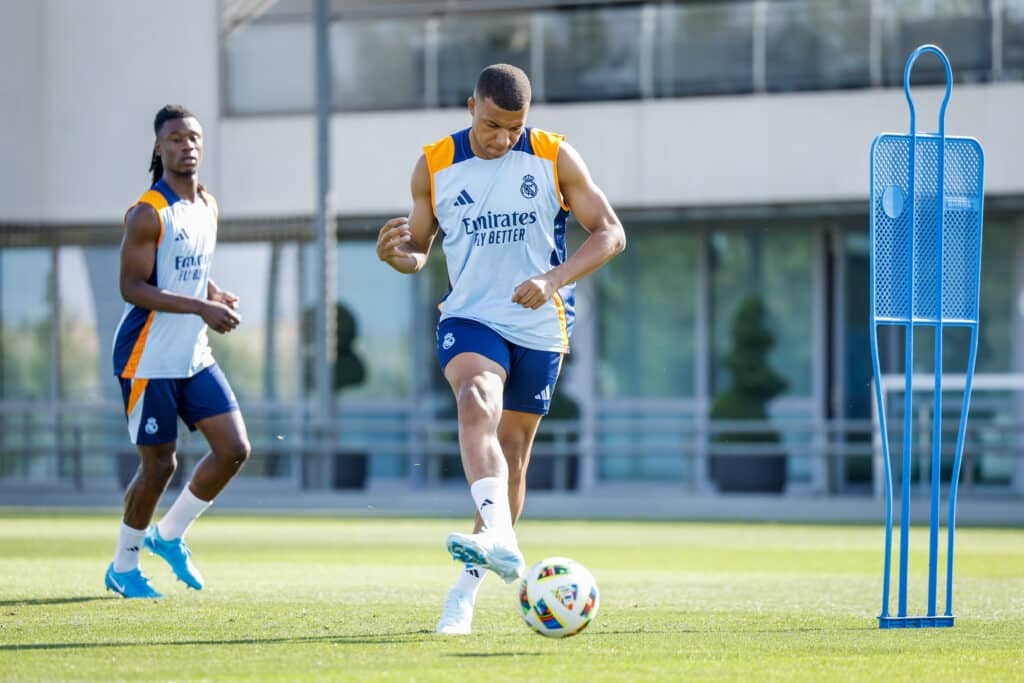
[217,439,251,467]
[143,453,177,485]
[457,377,500,426]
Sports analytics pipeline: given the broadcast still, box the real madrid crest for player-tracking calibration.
[520,174,538,199]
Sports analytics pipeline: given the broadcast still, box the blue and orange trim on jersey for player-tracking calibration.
[423,127,569,211]
[112,181,176,378]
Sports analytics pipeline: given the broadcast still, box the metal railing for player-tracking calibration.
[1,396,1020,497]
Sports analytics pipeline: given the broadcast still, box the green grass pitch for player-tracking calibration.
[1,512,1022,681]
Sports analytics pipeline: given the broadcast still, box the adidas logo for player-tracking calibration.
[174,228,190,242]
[453,189,474,206]
[534,385,552,401]
[465,567,481,578]
[480,498,494,509]
[125,545,140,552]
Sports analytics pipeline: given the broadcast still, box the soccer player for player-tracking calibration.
[105,105,251,598]
[376,64,626,633]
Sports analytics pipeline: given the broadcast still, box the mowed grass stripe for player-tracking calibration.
[0,514,1021,682]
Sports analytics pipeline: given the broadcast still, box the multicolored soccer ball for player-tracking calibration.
[518,557,599,638]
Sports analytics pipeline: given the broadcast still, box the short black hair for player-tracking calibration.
[149,104,198,185]
[474,64,532,111]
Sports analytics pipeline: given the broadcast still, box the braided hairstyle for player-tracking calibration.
[149,104,197,186]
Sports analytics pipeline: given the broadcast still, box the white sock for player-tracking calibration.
[470,476,513,534]
[454,564,487,599]
[157,484,212,541]
[113,522,146,573]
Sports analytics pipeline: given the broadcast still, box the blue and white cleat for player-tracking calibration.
[144,526,204,590]
[446,530,525,584]
[105,563,162,599]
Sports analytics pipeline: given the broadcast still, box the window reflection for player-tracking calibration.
[597,230,697,397]
[766,0,871,92]
[543,5,643,102]
[225,21,315,115]
[881,0,992,86]
[710,228,813,397]
[1005,0,1024,77]
[58,248,101,401]
[331,18,427,110]
[437,12,532,108]
[206,243,271,400]
[0,248,51,400]
[336,241,412,399]
[655,2,754,96]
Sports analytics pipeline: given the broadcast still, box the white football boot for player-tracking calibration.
[445,530,525,584]
[435,587,475,635]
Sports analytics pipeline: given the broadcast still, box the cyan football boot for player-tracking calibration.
[144,526,204,590]
[104,563,163,599]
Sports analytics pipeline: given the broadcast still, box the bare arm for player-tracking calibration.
[119,204,240,333]
[376,155,440,274]
[511,141,626,309]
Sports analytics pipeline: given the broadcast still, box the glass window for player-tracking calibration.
[437,12,532,108]
[710,228,813,398]
[206,243,271,401]
[597,230,698,397]
[1005,0,1024,78]
[331,18,428,111]
[336,241,412,399]
[0,248,51,400]
[542,5,643,102]
[765,0,871,92]
[655,2,754,97]
[975,218,1014,373]
[881,0,992,87]
[301,240,413,400]
[224,21,315,115]
[58,247,101,401]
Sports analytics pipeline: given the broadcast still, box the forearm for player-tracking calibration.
[386,246,429,275]
[122,280,204,315]
[546,224,626,289]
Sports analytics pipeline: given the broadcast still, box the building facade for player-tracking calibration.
[2,0,1023,507]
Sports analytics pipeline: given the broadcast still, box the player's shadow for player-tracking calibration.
[445,652,542,658]
[0,597,110,607]
[0,631,433,652]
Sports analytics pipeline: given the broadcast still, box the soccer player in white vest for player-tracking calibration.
[376,65,626,634]
[106,105,251,598]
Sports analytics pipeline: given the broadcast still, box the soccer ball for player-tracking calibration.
[518,556,599,638]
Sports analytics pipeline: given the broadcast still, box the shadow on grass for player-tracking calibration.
[0,597,111,607]
[445,652,542,658]
[0,631,435,652]
[587,626,878,635]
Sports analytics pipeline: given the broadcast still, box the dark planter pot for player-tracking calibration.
[710,454,787,493]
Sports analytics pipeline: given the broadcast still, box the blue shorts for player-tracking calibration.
[118,364,239,445]
[437,318,563,416]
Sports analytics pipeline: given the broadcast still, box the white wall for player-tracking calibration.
[2,1,1022,223]
[0,0,221,223]
[220,83,1024,218]
[0,1,43,221]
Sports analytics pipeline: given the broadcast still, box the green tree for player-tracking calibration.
[302,302,366,395]
[710,296,788,492]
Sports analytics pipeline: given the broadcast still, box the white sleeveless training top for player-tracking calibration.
[424,127,575,353]
[112,178,217,379]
